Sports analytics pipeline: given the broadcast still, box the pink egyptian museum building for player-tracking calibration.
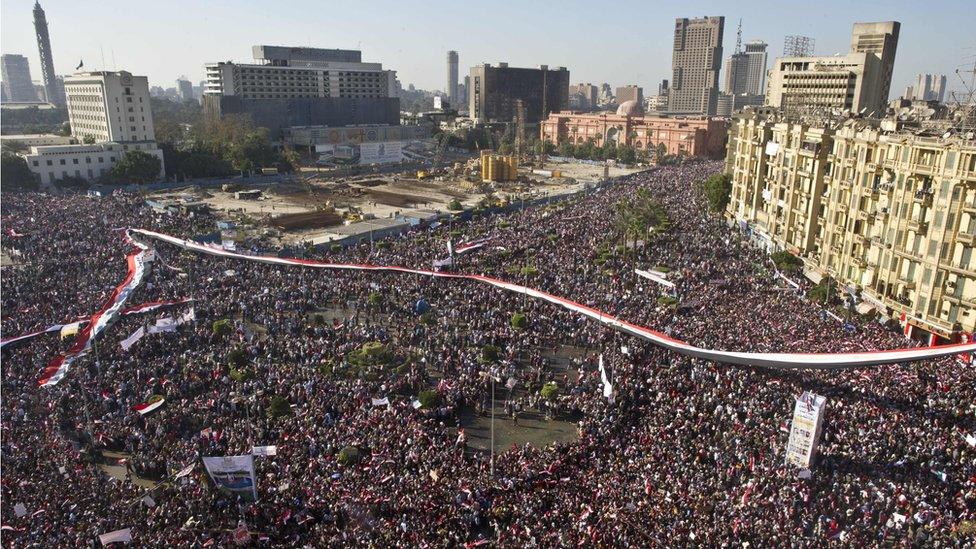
[540,100,728,159]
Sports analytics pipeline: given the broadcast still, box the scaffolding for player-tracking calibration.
[783,35,815,57]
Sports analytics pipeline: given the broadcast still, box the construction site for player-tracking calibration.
[148,102,644,247]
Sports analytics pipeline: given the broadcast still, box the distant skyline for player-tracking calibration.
[1,0,974,101]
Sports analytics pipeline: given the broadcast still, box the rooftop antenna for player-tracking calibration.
[735,19,742,54]
[100,46,106,71]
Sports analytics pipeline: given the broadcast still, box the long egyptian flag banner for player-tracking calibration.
[131,228,976,369]
[37,232,151,387]
[1,298,192,350]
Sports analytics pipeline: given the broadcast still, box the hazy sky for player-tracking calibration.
[2,0,974,98]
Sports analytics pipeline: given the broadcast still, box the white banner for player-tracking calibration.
[597,354,614,401]
[252,445,277,456]
[98,528,132,546]
[785,392,826,468]
[202,455,258,500]
[120,326,145,351]
[635,268,676,289]
[359,141,403,165]
[371,397,390,407]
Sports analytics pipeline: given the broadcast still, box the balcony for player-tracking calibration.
[912,191,933,206]
[959,231,974,246]
[906,219,929,234]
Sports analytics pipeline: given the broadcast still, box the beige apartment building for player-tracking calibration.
[726,108,976,341]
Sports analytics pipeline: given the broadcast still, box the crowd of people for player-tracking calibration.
[1,161,974,546]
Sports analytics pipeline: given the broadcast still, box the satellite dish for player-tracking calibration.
[942,131,952,139]
[922,108,936,117]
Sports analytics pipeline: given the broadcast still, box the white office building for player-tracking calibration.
[22,70,164,186]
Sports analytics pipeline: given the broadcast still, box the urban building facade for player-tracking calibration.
[446,51,459,105]
[1,54,39,102]
[541,101,727,159]
[23,142,163,185]
[21,70,165,186]
[468,63,569,123]
[32,1,65,107]
[177,78,194,102]
[64,71,156,143]
[725,108,976,340]
[725,41,768,96]
[569,83,599,111]
[204,45,400,136]
[668,16,724,115]
[615,85,643,105]
[766,21,899,116]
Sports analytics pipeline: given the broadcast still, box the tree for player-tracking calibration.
[703,173,733,213]
[267,395,292,418]
[448,199,464,211]
[510,312,528,330]
[557,140,575,158]
[418,390,440,409]
[212,319,233,338]
[105,150,161,184]
[337,446,361,466]
[0,140,27,154]
[771,251,803,273]
[82,135,96,145]
[480,344,501,364]
[617,143,637,164]
[1,152,38,192]
[540,382,559,401]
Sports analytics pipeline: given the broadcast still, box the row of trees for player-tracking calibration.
[152,98,298,181]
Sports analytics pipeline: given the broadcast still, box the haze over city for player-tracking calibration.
[1,0,973,95]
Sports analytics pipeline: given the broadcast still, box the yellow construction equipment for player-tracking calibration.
[480,150,518,182]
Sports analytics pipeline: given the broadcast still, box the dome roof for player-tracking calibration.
[616,100,644,117]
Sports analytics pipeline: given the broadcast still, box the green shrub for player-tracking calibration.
[448,199,464,211]
[313,313,325,326]
[267,395,291,419]
[498,221,511,229]
[520,265,538,277]
[418,389,440,409]
[330,244,342,252]
[540,382,559,401]
[807,277,839,305]
[771,250,803,273]
[229,368,252,382]
[227,347,249,368]
[337,445,361,466]
[481,344,501,364]
[510,312,528,330]
[376,241,390,250]
[657,296,678,308]
[347,341,392,368]
[367,292,382,307]
[212,319,232,338]
[148,394,164,403]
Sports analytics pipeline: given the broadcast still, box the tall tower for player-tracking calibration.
[33,1,64,108]
[668,16,724,115]
[446,51,459,105]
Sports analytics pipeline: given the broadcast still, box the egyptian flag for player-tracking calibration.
[132,397,165,415]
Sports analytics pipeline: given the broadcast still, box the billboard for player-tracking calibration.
[785,392,826,469]
[203,454,258,500]
[359,141,403,165]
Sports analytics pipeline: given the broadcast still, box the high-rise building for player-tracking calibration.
[203,45,400,136]
[850,22,900,109]
[23,70,165,186]
[907,73,948,102]
[658,80,669,96]
[177,78,194,102]
[766,21,900,116]
[668,16,724,115]
[615,85,643,105]
[725,41,768,96]
[64,71,156,144]
[468,63,569,123]
[1,54,39,102]
[33,1,64,108]
[446,51,459,105]
[725,108,976,341]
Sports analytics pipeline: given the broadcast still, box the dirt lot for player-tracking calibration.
[148,161,643,244]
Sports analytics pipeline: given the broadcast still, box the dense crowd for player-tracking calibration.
[1,162,974,546]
